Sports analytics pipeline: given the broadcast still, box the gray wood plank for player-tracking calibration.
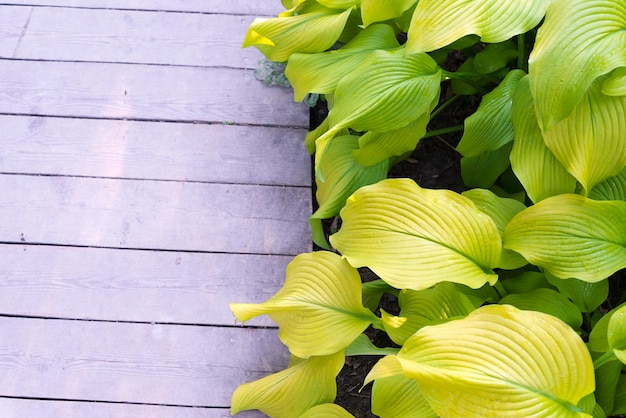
[0,175,311,255]
[0,244,289,326]
[0,6,32,57]
[0,317,289,408]
[0,115,310,186]
[0,59,307,128]
[2,6,265,69]
[2,1,284,15]
[0,398,266,418]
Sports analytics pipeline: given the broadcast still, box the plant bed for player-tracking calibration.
[231,1,626,417]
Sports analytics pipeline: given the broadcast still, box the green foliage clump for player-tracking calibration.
[232,0,626,416]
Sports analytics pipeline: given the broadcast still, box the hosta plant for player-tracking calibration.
[232,0,626,416]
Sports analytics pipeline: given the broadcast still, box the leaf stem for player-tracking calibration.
[517,33,527,72]
[593,350,618,369]
[423,125,464,139]
[431,94,461,119]
[494,280,508,299]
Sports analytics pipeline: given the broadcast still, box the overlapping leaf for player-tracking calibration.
[462,188,528,269]
[541,78,626,193]
[609,305,626,365]
[460,142,513,189]
[503,194,626,282]
[382,283,476,345]
[545,273,608,313]
[499,288,583,329]
[299,403,355,418]
[529,0,626,129]
[360,0,417,27]
[319,49,442,143]
[372,375,437,418]
[311,135,388,249]
[230,252,378,358]
[286,24,400,101]
[366,305,595,417]
[510,76,577,203]
[456,70,525,157]
[232,352,344,418]
[243,4,353,62]
[330,178,501,291]
[590,166,626,201]
[406,0,550,53]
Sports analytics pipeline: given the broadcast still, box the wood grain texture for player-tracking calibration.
[0,244,290,326]
[1,0,284,16]
[0,6,32,57]
[0,59,307,127]
[0,115,310,186]
[0,174,311,254]
[3,6,265,68]
[0,398,264,418]
[0,317,290,407]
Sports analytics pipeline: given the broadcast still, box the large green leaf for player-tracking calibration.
[528,0,626,130]
[590,166,626,201]
[588,303,626,354]
[366,305,595,417]
[361,0,417,27]
[406,0,549,53]
[499,288,583,329]
[456,69,525,157]
[318,48,442,143]
[510,76,577,203]
[311,135,388,249]
[286,24,400,101]
[317,0,360,8]
[382,282,476,345]
[232,352,344,417]
[330,178,501,291]
[230,252,379,358]
[541,78,626,193]
[243,4,353,62]
[503,194,626,282]
[462,188,527,269]
[372,375,437,418]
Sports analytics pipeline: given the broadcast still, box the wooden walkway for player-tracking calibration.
[0,2,310,416]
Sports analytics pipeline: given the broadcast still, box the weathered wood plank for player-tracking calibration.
[2,6,265,69]
[0,398,265,418]
[0,317,289,407]
[0,244,289,326]
[0,175,311,255]
[0,115,310,186]
[0,6,32,57]
[0,59,307,128]
[1,1,284,15]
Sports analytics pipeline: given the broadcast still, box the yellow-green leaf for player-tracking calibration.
[320,49,441,142]
[460,142,513,189]
[608,305,626,365]
[352,108,432,167]
[603,67,626,97]
[317,0,360,9]
[366,305,595,417]
[542,78,626,193]
[372,375,437,418]
[456,69,525,157]
[232,352,344,418]
[499,288,583,329]
[230,252,378,358]
[361,0,417,27]
[590,166,626,201]
[382,282,476,345]
[299,403,355,418]
[286,24,400,101]
[510,75,577,203]
[503,194,626,282]
[588,303,626,354]
[528,0,626,130]
[311,135,388,249]
[406,0,550,53]
[462,188,528,269]
[243,5,353,62]
[330,178,501,291]
[545,272,608,314]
